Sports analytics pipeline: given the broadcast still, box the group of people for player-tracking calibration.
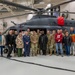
[0,27,75,58]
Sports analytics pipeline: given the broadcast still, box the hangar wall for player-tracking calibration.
[0,12,27,32]
[69,2,75,19]
[60,2,75,20]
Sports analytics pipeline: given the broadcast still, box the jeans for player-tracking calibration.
[70,43,75,55]
[13,44,17,54]
[0,46,4,56]
[65,45,70,55]
[56,43,63,55]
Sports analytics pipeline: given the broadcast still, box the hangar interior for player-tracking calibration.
[0,0,75,75]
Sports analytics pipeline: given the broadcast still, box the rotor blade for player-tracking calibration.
[0,0,38,12]
[45,11,75,14]
[50,11,75,14]
[0,13,35,19]
[46,0,75,10]
[59,11,75,14]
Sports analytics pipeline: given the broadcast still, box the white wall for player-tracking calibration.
[0,12,27,32]
[60,1,75,20]
[69,2,75,19]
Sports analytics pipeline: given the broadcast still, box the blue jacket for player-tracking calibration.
[0,35,2,43]
[70,30,75,35]
[23,35,30,46]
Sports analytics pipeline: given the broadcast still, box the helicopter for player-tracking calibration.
[0,0,75,34]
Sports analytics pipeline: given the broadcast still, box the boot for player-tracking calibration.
[61,54,64,57]
[50,50,52,56]
[14,53,17,57]
[54,51,56,55]
[50,54,52,56]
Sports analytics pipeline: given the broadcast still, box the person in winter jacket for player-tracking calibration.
[39,31,48,55]
[55,29,63,57]
[63,31,71,56]
[6,30,15,58]
[70,27,75,55]
[16,32,23,57]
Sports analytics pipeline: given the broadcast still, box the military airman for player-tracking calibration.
[50,30,56,55]
[30,31,38,56]
[37,29,41,54]
[47,30,51,54]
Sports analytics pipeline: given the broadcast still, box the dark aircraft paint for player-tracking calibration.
[2,15,75,35]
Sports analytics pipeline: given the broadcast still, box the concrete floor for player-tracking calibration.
[0,55,75,75]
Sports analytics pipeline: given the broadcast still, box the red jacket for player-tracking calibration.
[55,33,63,43]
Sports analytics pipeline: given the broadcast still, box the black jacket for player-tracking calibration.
[63,36,71,46]
[6,34,15,45]
[13,34,18,45]
[39,34,48,50]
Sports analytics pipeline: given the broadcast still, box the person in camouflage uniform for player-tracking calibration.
[50,30,56,55]
[37,29,41,54]
[47,30,51,54]
[37,29,41,39]
[31,31,38,56]
[30,31,33,56]
[27,28,31,36]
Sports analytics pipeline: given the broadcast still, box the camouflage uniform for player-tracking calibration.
[37,33,41,54]
[28,31,32,56]
[28,32,31,36]
[31,34,38,56]
[47,34,51,54]
[50,34,56,55]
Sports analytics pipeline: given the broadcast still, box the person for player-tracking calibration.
[47,30,51,54]
[31,31,38,56]
[0,32,6,57]
[50,30,56,56]
[55,29,63,57]
[60,29,65,52]
[37,29,41,54]
[6,30,15,58]
[16,32,23,57]
[70,27,75,56]
[63,31,71,56]
[60,29,64,36]
[39,31,48,55]
[63,29,68,35]
[13,31,18,56]
[30,31,33,56]
[22,31,25,36]
[27,28,31,36]
[37,29,40,36]
[23,31,30,57]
